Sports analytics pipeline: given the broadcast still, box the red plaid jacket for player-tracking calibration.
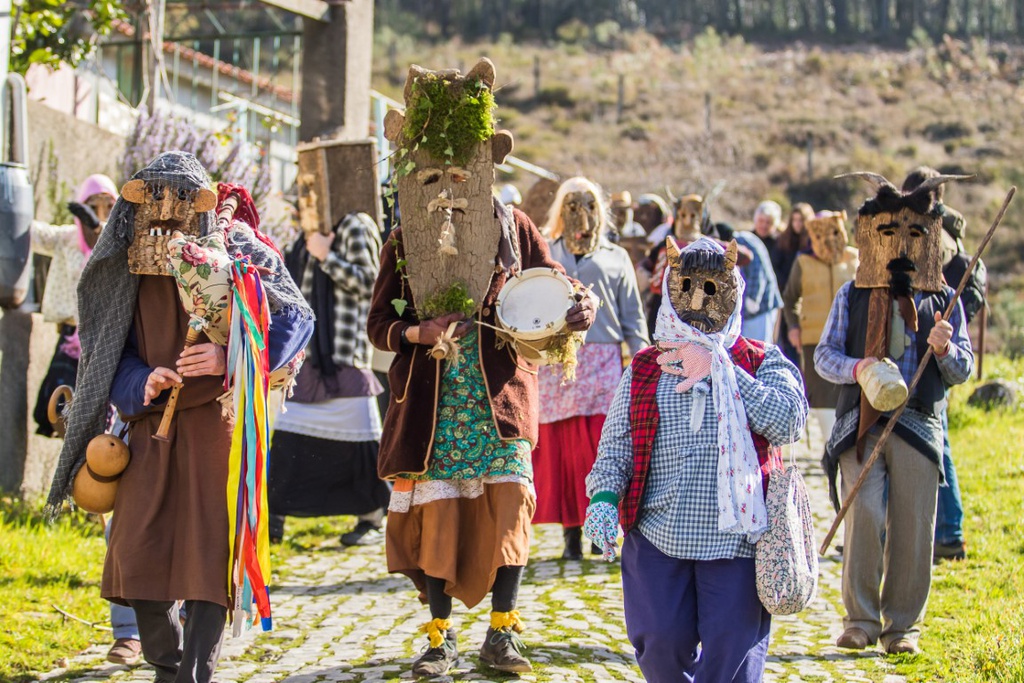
[620,337,784,533]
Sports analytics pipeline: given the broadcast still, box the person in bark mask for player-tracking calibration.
[368,58,597,678]
[533,177,649,560]
[781,210,859,442]
[46,152,313,683]
[815,172,974,655]
[585,236,807,683]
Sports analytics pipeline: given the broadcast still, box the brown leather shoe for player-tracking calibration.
[836,627,871,650]
[106,638,142,665]
[887,638,920,654]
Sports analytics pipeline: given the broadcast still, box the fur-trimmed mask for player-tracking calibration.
[842,171,969,293]
[665,236,740,333]
[806,210,849,264]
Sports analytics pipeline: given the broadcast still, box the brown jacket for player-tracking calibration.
[368,209,570,479]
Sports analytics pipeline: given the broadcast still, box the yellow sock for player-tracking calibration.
[418,617,453,648]
[490,610,524,633]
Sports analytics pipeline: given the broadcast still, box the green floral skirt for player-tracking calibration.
[403,328,532,482]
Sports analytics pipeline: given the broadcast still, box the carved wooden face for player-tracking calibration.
[806,211,849,264]
[854,207,943,291]
[121,179,217,238]
[665,238,739,333]
[562,190,602,255]
[674,195,703,242]
[296,172,322,235]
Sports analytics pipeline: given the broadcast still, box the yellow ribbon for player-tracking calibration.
[490,610,525,633]
[419,617,453,648]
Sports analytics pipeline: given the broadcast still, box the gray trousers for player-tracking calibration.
[839,431,939,649]
[128,599,227,683]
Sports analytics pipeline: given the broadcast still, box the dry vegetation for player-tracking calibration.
[372,29,1024,353]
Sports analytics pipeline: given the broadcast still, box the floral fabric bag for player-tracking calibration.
[754,463,818,615]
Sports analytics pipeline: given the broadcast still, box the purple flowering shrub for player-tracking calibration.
[120,108,283,242]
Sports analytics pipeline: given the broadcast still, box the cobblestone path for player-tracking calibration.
[41,424,907,683]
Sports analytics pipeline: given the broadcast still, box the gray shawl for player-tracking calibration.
[46,151,310,516]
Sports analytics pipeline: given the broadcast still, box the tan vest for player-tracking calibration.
[799,248,858,345]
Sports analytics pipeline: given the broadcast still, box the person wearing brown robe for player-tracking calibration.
[104,274,309,683]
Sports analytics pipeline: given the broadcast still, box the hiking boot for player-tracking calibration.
[887,637,920,654]
[341,520,383,546]
[562,526,583,560]
[836,627,872,650]
[933,540,966,563]
[106,638,142,666]
[412,627,458,678]
[479,626,532,673]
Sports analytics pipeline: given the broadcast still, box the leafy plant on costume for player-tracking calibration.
[420,281,476,320]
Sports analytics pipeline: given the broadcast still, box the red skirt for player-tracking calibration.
[531,414,607,526]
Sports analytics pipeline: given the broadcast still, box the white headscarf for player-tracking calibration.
[653,237,768,542]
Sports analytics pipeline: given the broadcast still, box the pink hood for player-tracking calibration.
[75,174,118,256]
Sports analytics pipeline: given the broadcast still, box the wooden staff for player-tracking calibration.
[153,193,240,442]
[819,186,1015,555]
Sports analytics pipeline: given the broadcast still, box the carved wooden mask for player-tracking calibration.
[806,210,849,265]
[665,237,740,333]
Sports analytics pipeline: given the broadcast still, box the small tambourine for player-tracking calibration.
[495,268,578,365]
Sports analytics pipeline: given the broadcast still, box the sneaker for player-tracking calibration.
[479,626,532,673]
[341,520,383,546]
[106,638,142,666]
[412,629,458,678]
[933,540,966,563]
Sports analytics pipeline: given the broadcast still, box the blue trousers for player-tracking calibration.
[621,532,771,683]
[935,408,964,545]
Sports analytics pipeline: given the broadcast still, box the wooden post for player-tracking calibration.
[617,73,625,124]
[806,133,814,180]
[704,92,712,133]
[0,308,31,494]
[299,0,375,142]
[533,55,541,99]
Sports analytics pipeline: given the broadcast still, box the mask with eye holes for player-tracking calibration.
[806,210,849,265]
[119,151,219,275]
[842,171,969,293]
[665,236,740,333]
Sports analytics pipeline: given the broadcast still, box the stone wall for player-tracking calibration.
[0,101,126,500]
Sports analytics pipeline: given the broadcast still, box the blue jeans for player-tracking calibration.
[935,408,964,545]
[105,519,141,640]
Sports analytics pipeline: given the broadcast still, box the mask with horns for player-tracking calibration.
[840,171,970,293]
[665,236,740,333]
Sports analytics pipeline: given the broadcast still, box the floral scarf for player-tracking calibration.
[653,237,767,542]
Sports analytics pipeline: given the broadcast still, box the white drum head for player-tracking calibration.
[496,268,574,342]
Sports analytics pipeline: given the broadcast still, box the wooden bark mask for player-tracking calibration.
[841,172,968,292]
[120,165,217,276]
[549,178,606,255]
[806,210,849,264]
[665,236,740,333]
[383,58,514,316]
[674,194,704,242]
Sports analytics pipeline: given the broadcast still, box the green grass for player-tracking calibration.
[894,355,1024,682]
[0,501,109,682]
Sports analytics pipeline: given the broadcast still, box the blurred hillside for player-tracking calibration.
[371,28,1024,354]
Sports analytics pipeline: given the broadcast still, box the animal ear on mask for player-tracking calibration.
[120,179,146,204]
[665,236,682,268]
[194,188,218,213]
[724,239,738,270]
[840,209,848,221]
[492,130,514,164]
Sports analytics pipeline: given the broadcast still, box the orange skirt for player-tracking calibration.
[386,480,535,608]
